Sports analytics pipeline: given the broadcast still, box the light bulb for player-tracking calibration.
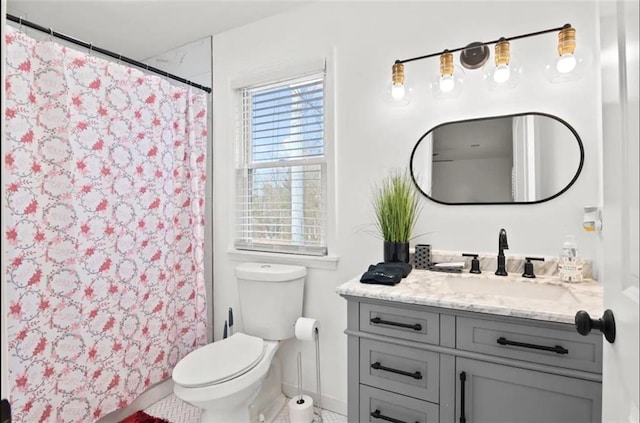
[556,53,577,73]
[493,64,511,83]
[391,83,406,100]
[439,75,455,92]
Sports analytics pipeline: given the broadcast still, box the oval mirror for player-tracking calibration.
[410,113,584,205]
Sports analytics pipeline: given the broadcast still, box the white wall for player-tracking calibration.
[211,1,602,413]
[432,157,513,203]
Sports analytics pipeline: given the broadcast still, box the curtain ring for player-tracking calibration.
[88,43,93,56]
[18,17,23,33]
[48,27,53,41]
[118,54,122,65]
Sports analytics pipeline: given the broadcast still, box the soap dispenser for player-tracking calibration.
[462,253,481,274]
[522,257,545,278]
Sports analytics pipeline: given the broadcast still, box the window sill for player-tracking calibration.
[226,249,339,270]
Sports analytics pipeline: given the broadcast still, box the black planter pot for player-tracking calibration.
[383,241,410,263]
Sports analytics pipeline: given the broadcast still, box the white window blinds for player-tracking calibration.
[235,73,327,256]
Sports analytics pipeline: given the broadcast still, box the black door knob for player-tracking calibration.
[575,309,616,343]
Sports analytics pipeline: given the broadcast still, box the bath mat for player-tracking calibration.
[119,411,170,423]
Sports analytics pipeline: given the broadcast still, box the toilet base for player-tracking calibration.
[249,357,286,423]
[174,341,285,423]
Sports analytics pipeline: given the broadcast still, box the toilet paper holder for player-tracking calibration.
[294,318,323,422]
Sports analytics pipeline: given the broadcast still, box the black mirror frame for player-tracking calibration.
[409,112,585,205]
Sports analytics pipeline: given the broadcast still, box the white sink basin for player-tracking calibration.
[442,278,577,303]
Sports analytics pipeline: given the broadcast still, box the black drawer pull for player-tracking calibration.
[371,362,423,380]
[497,336,569,355]
[370,409,419,423]
[459,371,466,423]
[370,317,422,331]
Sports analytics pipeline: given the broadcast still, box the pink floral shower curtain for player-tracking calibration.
[4,26,208,422]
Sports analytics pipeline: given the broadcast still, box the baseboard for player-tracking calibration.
[282,382,347,417]
[96,379,174,423]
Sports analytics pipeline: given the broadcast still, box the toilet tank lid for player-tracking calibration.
[235,263,306,282]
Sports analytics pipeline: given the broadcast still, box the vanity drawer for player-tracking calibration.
[360,385,439,423]
[360,338,439,403]
[456,316,602,373]
[360,302,439,345]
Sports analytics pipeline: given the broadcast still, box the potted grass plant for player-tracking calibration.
[372,170,422,263]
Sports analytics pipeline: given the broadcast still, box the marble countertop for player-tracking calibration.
[336,269,603,324]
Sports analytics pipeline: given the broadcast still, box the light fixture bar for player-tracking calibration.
[397,24,571,64]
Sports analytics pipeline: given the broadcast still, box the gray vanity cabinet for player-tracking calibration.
[344,297,603,423]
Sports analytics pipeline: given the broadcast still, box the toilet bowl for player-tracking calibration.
[173,333,281,423]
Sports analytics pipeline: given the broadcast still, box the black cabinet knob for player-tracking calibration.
[575,309,616,343]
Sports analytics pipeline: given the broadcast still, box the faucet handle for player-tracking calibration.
[522,257,545,278]
[462,253,481,274]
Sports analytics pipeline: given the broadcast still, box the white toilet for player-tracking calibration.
[172,263,306,423]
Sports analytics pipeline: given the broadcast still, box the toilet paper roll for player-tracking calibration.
[295,317,320,341]
[288,395,314,423]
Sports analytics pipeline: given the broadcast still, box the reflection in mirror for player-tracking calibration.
[410,113,584,204]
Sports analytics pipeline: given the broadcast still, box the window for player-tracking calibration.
[235,72,327,256]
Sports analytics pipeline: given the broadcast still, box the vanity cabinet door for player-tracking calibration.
[455,357,602,423]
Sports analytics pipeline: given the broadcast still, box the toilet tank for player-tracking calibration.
[235,263,306,341]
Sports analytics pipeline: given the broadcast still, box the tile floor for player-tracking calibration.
[145,393,347,423]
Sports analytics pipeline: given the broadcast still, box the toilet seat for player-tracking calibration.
[173,333,265,388]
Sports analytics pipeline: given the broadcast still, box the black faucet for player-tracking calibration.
[495,228,509,276]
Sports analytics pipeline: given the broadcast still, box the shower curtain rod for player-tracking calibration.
[6,14,212,94]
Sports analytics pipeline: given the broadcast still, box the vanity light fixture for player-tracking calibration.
[391,61,406,99]
[484,37,522,90]
[493,38,511,83]
[390,23,579,99]
[439,51,455,92]
[429,50,465,98]
[556,25,577,74]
